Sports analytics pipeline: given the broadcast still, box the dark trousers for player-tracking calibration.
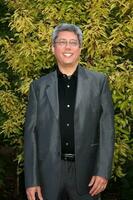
[57,160,100,200]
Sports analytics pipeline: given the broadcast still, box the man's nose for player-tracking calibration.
[65,42,71,48]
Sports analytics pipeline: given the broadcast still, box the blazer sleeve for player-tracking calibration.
[24,81,40,188]
[95,76,115,179]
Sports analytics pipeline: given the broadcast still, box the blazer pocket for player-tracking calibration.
[90,143,99,147]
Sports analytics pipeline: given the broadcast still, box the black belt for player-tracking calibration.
[61,153,75,161]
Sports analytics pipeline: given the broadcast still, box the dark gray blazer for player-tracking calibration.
[24,66,114,198]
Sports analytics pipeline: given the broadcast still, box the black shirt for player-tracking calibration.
[57,67,78,154]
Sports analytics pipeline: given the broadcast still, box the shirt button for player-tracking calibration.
[66,123,70,127]
[67,85,70,88]
[67,104,70,108]
[65,142,69,146]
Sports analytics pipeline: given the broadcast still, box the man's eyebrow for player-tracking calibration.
[57,38,66,40]
[57,38,78,41]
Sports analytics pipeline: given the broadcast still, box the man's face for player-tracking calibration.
[52,31,81,68]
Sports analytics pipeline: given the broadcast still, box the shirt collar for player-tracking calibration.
[57,65,78,79]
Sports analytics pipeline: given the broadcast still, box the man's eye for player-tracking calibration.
[60,41,66,45]
[70,41,78,46]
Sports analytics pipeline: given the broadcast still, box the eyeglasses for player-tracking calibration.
[55,39,79,47]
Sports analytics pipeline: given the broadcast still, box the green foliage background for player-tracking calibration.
[0,0,133,180]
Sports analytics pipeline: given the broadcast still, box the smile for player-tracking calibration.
[63,53,73,57]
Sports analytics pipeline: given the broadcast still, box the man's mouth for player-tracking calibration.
[63,53,73,57]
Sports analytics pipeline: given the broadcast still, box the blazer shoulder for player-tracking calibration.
[31,70,56,88]
[81,66,106,81]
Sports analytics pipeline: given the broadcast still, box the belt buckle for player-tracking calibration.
[62,153,75,161]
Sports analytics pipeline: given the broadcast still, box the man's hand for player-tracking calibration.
[88,176,108,196]
[26,186,43,200]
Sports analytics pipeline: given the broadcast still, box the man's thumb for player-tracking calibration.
[37,187,43,200]
[88,176,96,187]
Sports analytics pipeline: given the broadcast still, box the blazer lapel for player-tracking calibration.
[46,71,59,120]
[75,66,89,112]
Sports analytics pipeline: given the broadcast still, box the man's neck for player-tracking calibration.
[58,64,78,76]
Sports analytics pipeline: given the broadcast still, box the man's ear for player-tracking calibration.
[52,46,55,54]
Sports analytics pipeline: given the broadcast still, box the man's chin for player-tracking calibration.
[63,61,74,65]
[63,63,74,68]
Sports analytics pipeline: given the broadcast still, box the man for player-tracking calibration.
[24,23,115,200]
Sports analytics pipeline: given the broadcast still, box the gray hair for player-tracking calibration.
[52,23,82,47]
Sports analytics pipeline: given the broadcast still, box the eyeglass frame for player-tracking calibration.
[54,39,80,48]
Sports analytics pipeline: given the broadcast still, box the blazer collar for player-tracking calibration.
[46,71,59,119]
[75,66,89,112]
